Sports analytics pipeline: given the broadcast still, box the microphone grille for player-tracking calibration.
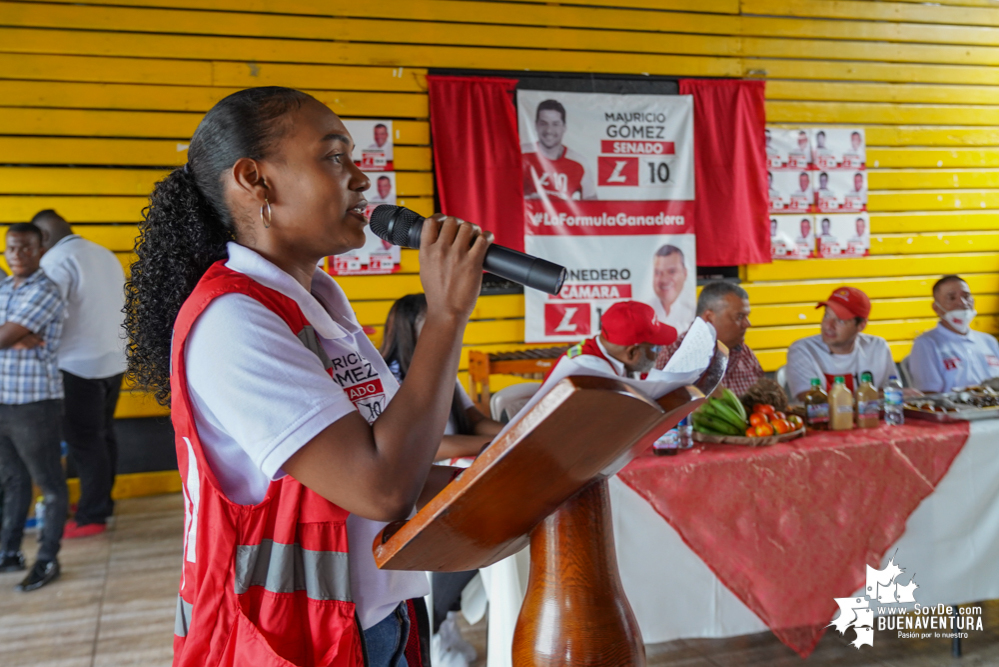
[369,205,422,248]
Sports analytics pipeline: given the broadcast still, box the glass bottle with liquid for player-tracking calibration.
[829,375,855,431]
[855,372,880,429]
[803,378,829,430]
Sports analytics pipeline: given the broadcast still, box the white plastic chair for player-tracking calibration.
[489,381,541,423]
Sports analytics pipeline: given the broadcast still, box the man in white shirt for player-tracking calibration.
[786,286,899,398]
[33,211,127,538]
[650,244,695,334]
[366,123,393,161]
[909,275,999,392]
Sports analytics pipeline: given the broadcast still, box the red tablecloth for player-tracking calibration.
[618,421,970,657]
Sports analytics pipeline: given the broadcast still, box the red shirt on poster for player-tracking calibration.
[523,145,594,201]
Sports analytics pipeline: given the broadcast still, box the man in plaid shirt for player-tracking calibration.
[0,223,68,592]
[656,281,764,397]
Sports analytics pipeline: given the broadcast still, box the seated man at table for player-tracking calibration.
[655,282,763,396]
[550,301,677,379]
[909,274,999,392]
[786,286,899,398]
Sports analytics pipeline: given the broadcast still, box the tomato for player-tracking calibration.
[771,419,791,435]
[754,404,776,417]
[787,415,804,430]
[773,411,786,421]
[746,427,756,438]
[754,423,774,437]
[749,413,768,427]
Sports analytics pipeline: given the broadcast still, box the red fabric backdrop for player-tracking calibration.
[678,79,770,266]
[427,75,525,252]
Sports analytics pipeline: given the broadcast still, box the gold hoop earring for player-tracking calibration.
[260,197,272,229]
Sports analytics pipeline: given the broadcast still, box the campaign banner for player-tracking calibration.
[771,214,816,260]
[816,213,870,259]
[329,120,400,275]
[518,90,696,343]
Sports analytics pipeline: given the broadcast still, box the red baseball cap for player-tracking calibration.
[601,301,677,346]
[817,286,871,320]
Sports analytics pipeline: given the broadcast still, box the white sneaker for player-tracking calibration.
[440,611,477,663]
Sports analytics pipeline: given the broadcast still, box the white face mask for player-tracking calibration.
[937,304,976,335]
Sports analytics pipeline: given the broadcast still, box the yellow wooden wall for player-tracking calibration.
[1,0,997,418]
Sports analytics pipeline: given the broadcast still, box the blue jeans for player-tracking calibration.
[363,602,410,667]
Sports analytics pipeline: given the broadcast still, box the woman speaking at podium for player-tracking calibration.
[124,87,490,667]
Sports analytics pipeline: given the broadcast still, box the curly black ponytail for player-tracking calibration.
[124,86,312,405]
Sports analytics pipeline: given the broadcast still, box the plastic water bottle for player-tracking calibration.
[884,375,905,426]
[677,415,694,449]
[652,428,679,456]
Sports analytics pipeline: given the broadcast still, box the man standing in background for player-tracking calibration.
[0,223,67,591]
[33,210,127,538]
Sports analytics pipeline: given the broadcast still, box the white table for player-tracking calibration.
[481,419,999,664]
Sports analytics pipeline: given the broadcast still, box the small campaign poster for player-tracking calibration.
[328,146,400,275]
[810,128,865,170]
[518,90,696,342]
[814,170,867,213]
[765,127,812,170]
[769,169,813,213]
[771,215,816,260]
[343,119,394,171]
[328,120,399,275]
[816,213,870,259]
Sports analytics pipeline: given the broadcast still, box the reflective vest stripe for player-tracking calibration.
[233,538,352,601]
[174,595,193,638]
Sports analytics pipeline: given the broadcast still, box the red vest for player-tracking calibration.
[171,262,424,667]
[544,337,618,382]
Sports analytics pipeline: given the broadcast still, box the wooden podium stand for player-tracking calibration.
[374,345,728,666]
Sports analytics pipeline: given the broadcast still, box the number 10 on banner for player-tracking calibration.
[597,140,675,187]
[598,156,673,186]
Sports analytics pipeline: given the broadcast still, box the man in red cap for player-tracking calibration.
[549,301,677,380]
[786,286,899,398]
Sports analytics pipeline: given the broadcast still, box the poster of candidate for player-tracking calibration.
[765,127,811,170]
[518,90,696,342]
[771,215,816,260]
[816,213,870,259]
[328,120,400,275]
[769,169,814,213]
[814,170,867,213]
[810,128,865,170]
[343,119,394,171]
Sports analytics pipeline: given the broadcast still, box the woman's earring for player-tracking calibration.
[261,196,272,229]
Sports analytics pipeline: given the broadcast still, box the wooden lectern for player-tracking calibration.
[374,344,729,666]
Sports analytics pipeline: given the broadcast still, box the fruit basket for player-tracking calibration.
[692,389,803,447]
[693,426,806,447]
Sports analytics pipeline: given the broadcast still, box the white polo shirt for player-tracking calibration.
[38,234,127,379]
[786,333,899,397]
[908,323,999,393]
[184,242,428,630]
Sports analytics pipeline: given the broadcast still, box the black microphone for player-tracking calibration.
[368,205,568,296]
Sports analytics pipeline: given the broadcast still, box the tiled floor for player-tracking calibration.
[0,493,996,666]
